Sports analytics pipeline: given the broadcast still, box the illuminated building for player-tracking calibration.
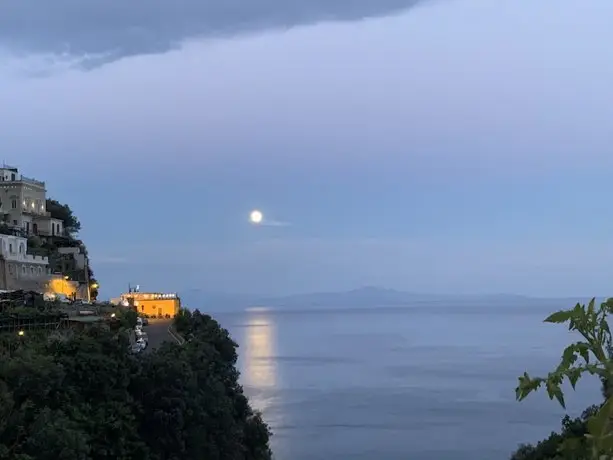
[0,165,64,237]
[117,289,181,318]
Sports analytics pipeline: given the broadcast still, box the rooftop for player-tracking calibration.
[67,315,106,323]
[121,292,179,300]
[0,165,45,187]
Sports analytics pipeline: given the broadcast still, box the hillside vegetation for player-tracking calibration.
[0,307,271,460]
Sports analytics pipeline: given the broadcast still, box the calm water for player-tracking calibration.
[212,305,602,460]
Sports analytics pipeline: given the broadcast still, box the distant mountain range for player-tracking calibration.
[180,286,592,311]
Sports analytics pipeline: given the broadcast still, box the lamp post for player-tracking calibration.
[90,282,99,303]
[84,256,91,303]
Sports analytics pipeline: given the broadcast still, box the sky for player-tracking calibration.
[2,0,613,299]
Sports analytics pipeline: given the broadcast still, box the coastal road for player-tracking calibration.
[143,318,174,352]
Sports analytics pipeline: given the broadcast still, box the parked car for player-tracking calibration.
[43,292,56,302]
[136,338,147,350]
[135,330,148,341]
[55,294,72,304]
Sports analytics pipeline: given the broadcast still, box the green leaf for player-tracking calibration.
[587,397,613,439]
[598,433,613,454]
[544,310,573,324]
[561,345,578,368]
[577,342,591,364]
[567,368,581,389]
[588,298,596,315]
[515,373,544,401]
[546,380,566,409]
[600,318,611,337]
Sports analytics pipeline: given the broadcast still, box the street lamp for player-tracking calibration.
[18,330,24,337]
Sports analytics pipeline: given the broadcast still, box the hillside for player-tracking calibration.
[0,306,272,459]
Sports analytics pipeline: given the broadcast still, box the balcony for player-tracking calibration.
[17,175,45,187]
[0,224,27,238]
[22,209,51,217]
[34,229,70,240]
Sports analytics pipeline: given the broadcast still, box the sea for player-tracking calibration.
[211,304,602,460]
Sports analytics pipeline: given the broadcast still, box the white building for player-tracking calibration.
[0,165,64,237]
[0,233,50,291]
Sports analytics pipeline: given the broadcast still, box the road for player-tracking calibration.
[142,318,173,352]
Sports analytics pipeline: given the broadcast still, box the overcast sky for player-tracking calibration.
[2,0,613,298]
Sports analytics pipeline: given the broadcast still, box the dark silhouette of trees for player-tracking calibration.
[45,198,81,234]
[0,309,272,460]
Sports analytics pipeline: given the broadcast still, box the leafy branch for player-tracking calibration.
[516,298,613,459]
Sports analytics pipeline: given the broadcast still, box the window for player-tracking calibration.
[9,243,12,253]
[11,199,17,209]
[22,265,26,275]
[8,264,13,275]
[38,266,43,275]
[30,266,35,275]
[19,243,24,253]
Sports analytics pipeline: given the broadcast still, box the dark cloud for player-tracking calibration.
[1,0,425,66]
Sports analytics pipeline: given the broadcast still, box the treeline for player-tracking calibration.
[0,308,272,460]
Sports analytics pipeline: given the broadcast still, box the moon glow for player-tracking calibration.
[249,210,263,224]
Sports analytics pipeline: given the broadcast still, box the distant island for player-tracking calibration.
[181,286,590,311]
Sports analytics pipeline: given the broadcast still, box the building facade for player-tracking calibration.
[0,234,50,291]
[0,165,64,237]
[116,292,181,318]
[46,274,79,298]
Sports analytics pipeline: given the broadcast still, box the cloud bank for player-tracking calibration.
[0,0,427,66]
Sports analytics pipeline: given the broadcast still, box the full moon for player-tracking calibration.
[249,210,263,224]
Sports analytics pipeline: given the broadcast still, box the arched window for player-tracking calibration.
[30,266,35,275]
[19,243,24,253]
[21,265,26,275]
[10,195,17,209]
[38,266,43,275]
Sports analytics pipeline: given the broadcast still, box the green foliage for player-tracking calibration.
[46,198,81,234]
[514,298,613,459]
[511,406,599,460]
[116,307,138,329]
[26,235,43,249]
[0,310,271,459]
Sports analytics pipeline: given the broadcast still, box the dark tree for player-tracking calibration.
[0,306,272,460]
[46,198,82,234]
